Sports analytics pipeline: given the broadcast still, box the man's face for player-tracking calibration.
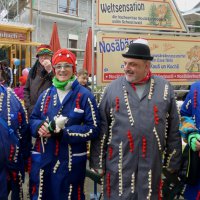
[123,57,150,83]
[77,74,88,86]
[38,54,52,65]
[53,62,73,82]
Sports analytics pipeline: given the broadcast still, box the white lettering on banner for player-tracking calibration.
[0,31,26,41]
[0,32,17,39]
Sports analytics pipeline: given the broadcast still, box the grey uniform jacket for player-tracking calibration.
[90,76,182,200]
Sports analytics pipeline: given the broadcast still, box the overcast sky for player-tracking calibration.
[175,0,199,12]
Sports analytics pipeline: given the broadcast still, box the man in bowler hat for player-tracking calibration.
[90,39,182,199]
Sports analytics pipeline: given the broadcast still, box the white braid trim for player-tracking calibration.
[88,98,97,127]
[67,129,92,137]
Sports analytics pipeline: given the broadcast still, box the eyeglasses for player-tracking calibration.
[53,63,73,70]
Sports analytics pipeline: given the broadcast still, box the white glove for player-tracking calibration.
[54,115,68,133]
[48,115,68,134]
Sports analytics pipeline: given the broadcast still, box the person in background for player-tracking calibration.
[0,60,13,87]
[14,75,27,101]
[29,48,100,200]
[179,82,200,200]
[24,44,54,117]
[0,70,31,200]
[90,39,182,199]
[77,69,91,91]
[0,68,10,87]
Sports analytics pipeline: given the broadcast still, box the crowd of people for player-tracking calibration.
[0,40,199,200]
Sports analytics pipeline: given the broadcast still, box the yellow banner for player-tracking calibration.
[97,32,200,86]
[96,0,186,32]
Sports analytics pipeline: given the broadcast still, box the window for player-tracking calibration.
[58,0,78,16]
[68,34,78,56]
[69,39,77,49]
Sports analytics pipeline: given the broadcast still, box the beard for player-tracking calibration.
[124,70,136,83]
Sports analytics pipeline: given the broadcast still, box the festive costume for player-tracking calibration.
[90,76,182,199]
[29,79,100,200]
[0,85,30,200]
[180,81,200,200]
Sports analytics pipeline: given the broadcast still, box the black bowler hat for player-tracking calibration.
[122,39,153,61]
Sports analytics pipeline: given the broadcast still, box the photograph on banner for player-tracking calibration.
[96,0,187,32]
[97,32,200,86]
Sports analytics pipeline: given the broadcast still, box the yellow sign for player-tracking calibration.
[0,30,27,41]
[97,32,200,86]
[96,0,187,32]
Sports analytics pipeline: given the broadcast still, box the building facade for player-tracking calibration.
[0,0,93,74]
[21,0,93,69]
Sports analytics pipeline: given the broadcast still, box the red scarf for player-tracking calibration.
[130,70,152,91]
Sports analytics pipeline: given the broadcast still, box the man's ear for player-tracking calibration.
[145,60,151,70]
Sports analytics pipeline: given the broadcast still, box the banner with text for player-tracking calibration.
[97,32,200,85]
[96,0,187,32]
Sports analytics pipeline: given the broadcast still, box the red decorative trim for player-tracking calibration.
[55,139,59,156]
[76,93,82,109]
[27,156,32,174]
[43,96,51,115]
[32,185,37,195]
[194,90,197,108]
[115,96,120,111]
[196,191,200,200]
[9,144,15,161]
[106,172,111,198]
[17,112,22,125]
[78,185,81,200]
[142,136,147,158]
[108,146,113,160]
[153,105,159,125]
[35,138,41,152]
[127,130,134,152]
[12,171,17,181]
[158,178,163,200]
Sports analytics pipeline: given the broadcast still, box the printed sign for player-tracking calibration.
[0,30,27,41]
[96,0,187,32]
[97,32,200,85]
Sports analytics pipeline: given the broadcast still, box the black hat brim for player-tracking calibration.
[122,53,153,61]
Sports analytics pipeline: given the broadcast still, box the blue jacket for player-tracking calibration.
[181,81,200,128]
[180,81,200,200]
[0,86,30,200]
[29,79,100,200]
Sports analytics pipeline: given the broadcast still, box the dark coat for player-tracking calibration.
[24,62,53,117]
